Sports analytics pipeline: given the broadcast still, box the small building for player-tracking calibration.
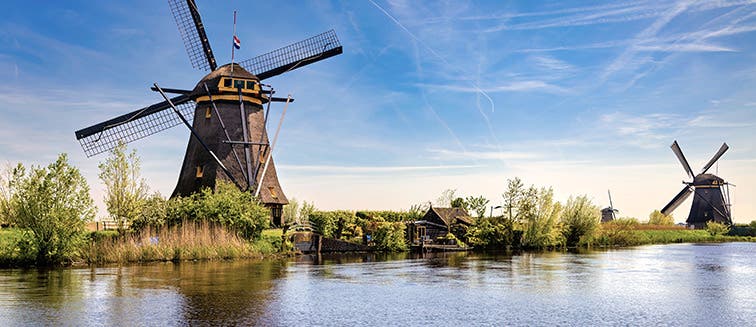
[601,207,617,223]
[407,206,474,245]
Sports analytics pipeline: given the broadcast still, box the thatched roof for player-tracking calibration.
[428,207,474,226]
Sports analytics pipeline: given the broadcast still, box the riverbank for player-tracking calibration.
[2,225,753,268]
[0,225,286,267]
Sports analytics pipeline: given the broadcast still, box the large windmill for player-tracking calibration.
[661,140,732,228]
[74,0,343,226]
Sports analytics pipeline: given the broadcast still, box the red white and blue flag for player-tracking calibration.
[233,35,241,49]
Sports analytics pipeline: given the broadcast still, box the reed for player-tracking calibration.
[83,221,271,264]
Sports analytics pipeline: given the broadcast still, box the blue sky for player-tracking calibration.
[1,0,755,223]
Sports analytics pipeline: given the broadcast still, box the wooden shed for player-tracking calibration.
[407,206,474,245]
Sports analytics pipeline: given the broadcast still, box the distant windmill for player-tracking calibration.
[73,0,343,226]
[601,190,618,223]
[661,140,733,228]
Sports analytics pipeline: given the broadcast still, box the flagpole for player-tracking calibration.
[231,10,237,74]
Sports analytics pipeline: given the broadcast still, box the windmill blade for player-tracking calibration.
[661,185,693,216]
[608,190,614,209]
[700,142,729,174]
[671,140,694,178]
[75,94,195,157]
[168,0,217,71]
[239,30,343,80]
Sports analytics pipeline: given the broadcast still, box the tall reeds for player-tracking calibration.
[83,220,263,264]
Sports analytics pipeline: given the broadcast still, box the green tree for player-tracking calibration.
[0,163,14,226]
[98,142,148,230]
[561,195,600,247]
[502,177,525,223]
[648,210,674,225]
[282,197,300,225]
[450,197,467,209]
[521,187,564,249]
[372,222,408,251]
[7,154,96,265]
[465,195,490,219]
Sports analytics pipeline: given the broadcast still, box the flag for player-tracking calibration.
[233,35,241,49]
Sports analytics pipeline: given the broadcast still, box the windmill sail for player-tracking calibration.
[75,95,195,157]
[700,143,729,174]
[661,185,693,216]
[671,140,694,178]
[168,0,217,71]
[239,30,343,80]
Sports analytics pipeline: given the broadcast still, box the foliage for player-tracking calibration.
[130,192,168,231]
[309,210,356,239]
[356,210,412,222]
[466,217,520,249]
[299,201,316,224]
[5,154,96,265]
[282,197,300,225]
[451,197,467,209]
[521,186,565,249]
[560,195,600,247]
[0,163,14,226]
[502,177,525,223]
[135,181,270,240]
[706,221,730,236]
[371,222,408,252]
[436,189,457,207]
[98,142,149,230]
[596,218,641,246]
[407,203,429,221]
[465,195,490,220]
[648,210,674,225]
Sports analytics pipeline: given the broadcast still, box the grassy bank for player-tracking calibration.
[595,227,754,248]
[1,224,285,267]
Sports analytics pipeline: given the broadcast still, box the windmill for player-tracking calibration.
[661,140,732,229]
[73,0,343,226]
[601,190,618,223]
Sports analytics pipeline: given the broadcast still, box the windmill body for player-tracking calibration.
[661,141,732,229]
[74,0,342,226]
[172,64,288,223]
[600,190,618,223]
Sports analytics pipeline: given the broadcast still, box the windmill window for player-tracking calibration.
[246,81,255,89]
[268,186,278,199]
[223,78,232,87]
[234,80,245,89]
[195,165,204,178]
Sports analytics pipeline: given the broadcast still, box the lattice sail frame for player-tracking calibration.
[239,30,342,80]
[76,98,196,157]
[168,0,215,71]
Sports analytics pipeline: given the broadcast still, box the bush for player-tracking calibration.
[561,195,600,247]
[466,218,519,249]
[137,181,270,240]
[5,154,96,265]
[521,187,565,249]
[706,221,730,236]
[372,222,407,252]
[597,218,640,246]
[648,210,674,225]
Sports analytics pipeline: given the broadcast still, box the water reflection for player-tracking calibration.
[1,243,754,326]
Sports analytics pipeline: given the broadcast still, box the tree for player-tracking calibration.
[465,195,490,219]
[98,142,148,230]
[283,197,300,224]
[648,210,674,225]
[7,154,96,264]
[0,163,14,226]
[502,177,525,223]
[521,187,564,249]
[561,195,600,247]
[436,189,457,207]
[450,197,467,209]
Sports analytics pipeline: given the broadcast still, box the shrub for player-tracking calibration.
[597,218,640,246]
[521,187,565,249]
[131,192,168,231]
[6,154,96,265]
[706,221,730,236]
[372,222,407,252]
[561,195,600,247]
[648,210,674,225]
[466,218,519,249]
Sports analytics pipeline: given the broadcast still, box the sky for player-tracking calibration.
[0,0,755,223]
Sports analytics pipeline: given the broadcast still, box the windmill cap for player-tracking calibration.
[192,63,260,93]
[694,173,724,185]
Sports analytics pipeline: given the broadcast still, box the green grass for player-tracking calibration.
[596,228,755,247]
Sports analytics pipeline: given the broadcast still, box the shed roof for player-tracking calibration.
[429,207,474,226]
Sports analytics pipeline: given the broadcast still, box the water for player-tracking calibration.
[0,243,754,326]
